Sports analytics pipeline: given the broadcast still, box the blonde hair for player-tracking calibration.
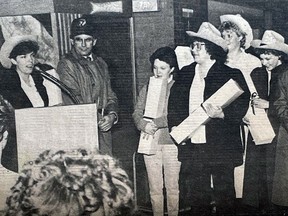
[5,149,134,216]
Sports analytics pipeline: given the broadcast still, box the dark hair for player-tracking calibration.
[219,21,246,49]
[255,48,288,63]
[149,46,179,72]
[9,40,39,60]
[190,37,227,63]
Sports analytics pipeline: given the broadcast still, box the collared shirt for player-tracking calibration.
[19,74,44,107]
[84,54,93,61]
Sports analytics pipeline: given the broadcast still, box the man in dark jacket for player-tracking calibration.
[168,22,250,215]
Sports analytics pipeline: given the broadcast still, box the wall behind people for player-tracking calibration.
[0,14,58,67]
[133,0,175,92]
[133,0,207,92]
[208,0,288,40]
[91,17,134,127]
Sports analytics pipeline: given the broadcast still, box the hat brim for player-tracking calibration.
[251,39,288,55]
[0,35,38,69]
[220,14,253,50]
[186,31,227,51]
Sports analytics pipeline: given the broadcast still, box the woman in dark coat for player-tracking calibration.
[168,22,250,215]
[242,30,288,214]
[0,35,49,172]
[264,32,288,213]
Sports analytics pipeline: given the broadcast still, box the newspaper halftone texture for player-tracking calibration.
[0,15,57,67]
[15,104,98,171]
[170,79,244,144]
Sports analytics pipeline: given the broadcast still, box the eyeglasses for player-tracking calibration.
[190,42,206,51]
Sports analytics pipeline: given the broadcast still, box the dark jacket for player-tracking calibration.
[242,65,284,207]
[251,65,284,134]
[168,61,250,166]
[0,68,48,109]
[271,63,288,206]
[0,68,48,172]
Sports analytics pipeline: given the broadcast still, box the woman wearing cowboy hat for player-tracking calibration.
[251,31,288,212]
[218,14,262,203]
[239,30,288,214]
[0,35,51,172]
[168,22,250,215]
[219,14,261,80]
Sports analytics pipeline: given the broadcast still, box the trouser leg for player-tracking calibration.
[212,163,236,215]
[162,144,181,216]
[144,151,164,216]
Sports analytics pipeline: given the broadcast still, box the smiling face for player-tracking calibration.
[153,59,174,80]
[260,52,281,71]
[11,51,36,75]
[221,29,242,51]
[190,41,211,64]
[71,34,97,57]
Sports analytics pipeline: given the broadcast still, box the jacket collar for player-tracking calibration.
[71,47,96,62]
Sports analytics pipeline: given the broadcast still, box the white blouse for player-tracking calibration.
[19,74,44,107]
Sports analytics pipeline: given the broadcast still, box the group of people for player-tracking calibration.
[133,14,288,216]
[0,11,288,216]
[0,16,119,171]
[0,16,128,215]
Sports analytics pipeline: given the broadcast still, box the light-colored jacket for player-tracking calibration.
[57,48,118,113]
[57,48,118,155]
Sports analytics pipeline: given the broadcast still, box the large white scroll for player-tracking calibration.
[15,103,98,170]
[170,79,244,144]
[246,107,275,145]
[143,77,167,118]
[174,46,194,70]
[137,77,167,155]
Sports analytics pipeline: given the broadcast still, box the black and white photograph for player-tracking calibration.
[0,0,287,215]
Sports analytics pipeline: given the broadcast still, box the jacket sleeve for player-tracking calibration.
[153,116,168,128]
[132,85,149,132]
[96,57,118,114]
[274,71,288,131]
[57,58,84,105]
[104,77,118,115]
[167,65,193,129]
[223,68,250,124]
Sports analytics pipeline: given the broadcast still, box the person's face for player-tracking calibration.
[153,59,174,80]
[190,41,211,64]
[260,53,281,71]
[71,34,96,57]
[11,51,35,75]
[221,29,242,51]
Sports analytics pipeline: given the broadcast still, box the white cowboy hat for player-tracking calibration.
[220,14,253,49]
[186,22,227,51]
[0,35,38,69]
[251,30,288,55]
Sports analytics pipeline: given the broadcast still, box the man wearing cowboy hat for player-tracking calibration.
[168,22,250,215]
[57,17,118,156]
[249,30,288,212]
